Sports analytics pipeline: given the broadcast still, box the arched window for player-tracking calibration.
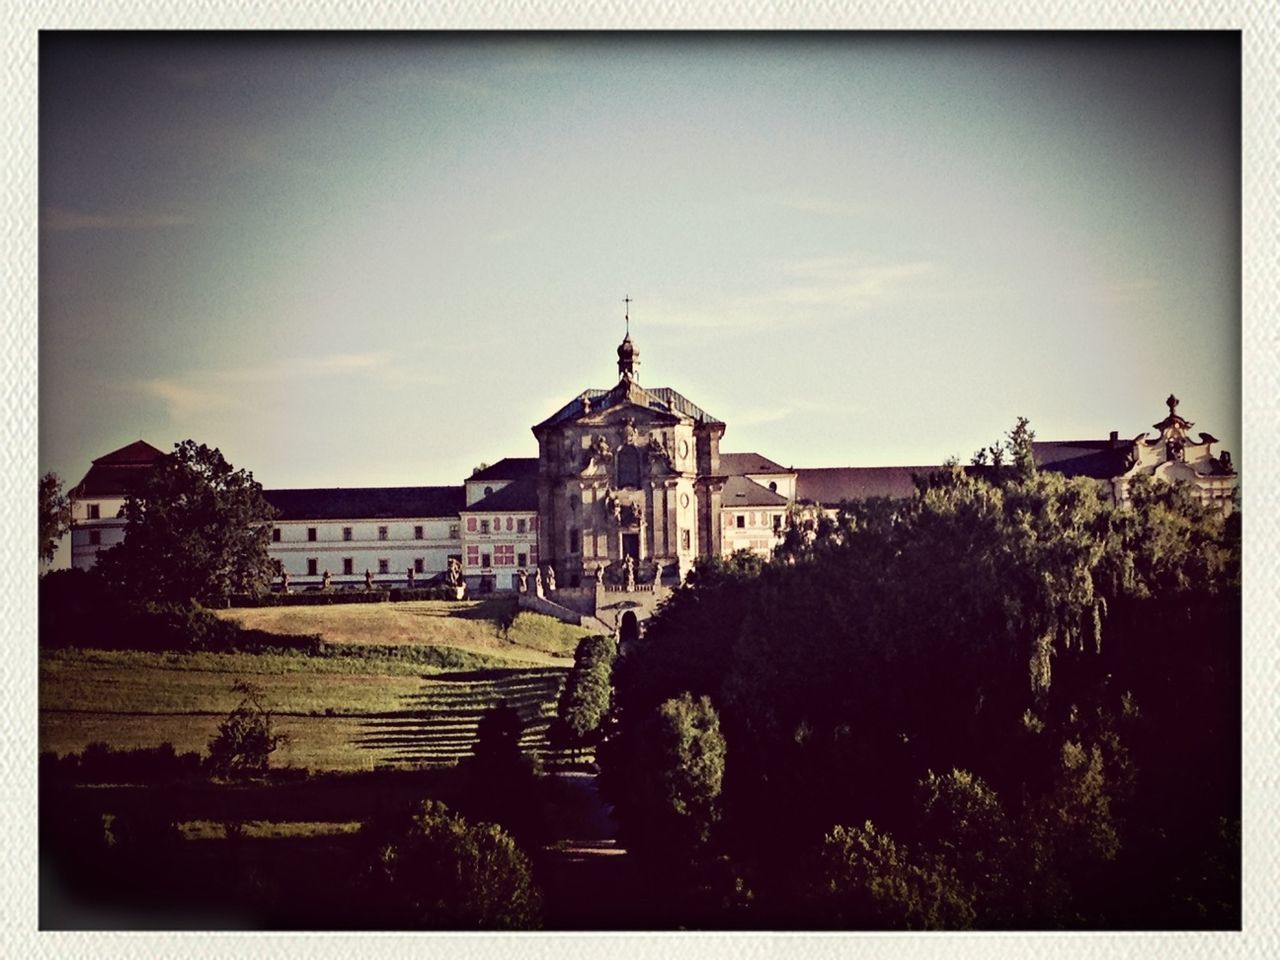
[769,481,778,492]
[617,446,642,488]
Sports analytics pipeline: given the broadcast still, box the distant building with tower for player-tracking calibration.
[67,309,1237,631]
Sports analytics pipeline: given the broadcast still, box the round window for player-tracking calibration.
[680,492,690,509]
[679,439,689,459]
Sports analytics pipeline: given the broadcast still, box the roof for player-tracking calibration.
[720,452,791,476]
[71,440,167,497]
[462,478,538,512]
[535,383,723,431]
[1031,440,1131,480]
[92,440,166,465]
[469,458,538,482]
[263,486,465,521]
[722,475,790,508]
[795,466,938,505]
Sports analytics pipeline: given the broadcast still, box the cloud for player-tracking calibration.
[638,257,936,332]
[137,352,392,420]
[138,378,237,421]
[765,258,934,308]
[41,207,193,232]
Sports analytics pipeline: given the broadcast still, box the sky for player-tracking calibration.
[39,32,1241,493]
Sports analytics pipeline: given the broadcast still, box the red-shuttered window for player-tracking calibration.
[531,516,539,531]
[466,517,477,532]
[530,544,539,567]
[494,545,515,566]
[493,517,501,531]
[466,546,480,567]
[506,517,514,531]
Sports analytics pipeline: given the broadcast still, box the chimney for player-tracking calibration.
[1109,430,1120,445]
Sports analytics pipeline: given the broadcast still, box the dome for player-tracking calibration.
[617,332,640,381]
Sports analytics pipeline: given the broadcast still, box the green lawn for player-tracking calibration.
[216,598,590,663]
[40,599,598,772]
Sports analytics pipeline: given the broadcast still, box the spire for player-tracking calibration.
[617,295,640,382]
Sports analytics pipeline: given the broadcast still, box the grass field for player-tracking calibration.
[41,600,593,772]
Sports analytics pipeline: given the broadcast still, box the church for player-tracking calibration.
[68,326,1238,612]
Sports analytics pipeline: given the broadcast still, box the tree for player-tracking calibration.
[556,634,617,747]
[39,471,71,565]
[94,440,277,604]
[206,681,289,779]
[360,799,542,929]
[810,821,975,930]
[605,692,727,869]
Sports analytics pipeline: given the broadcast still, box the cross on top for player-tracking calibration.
[623,295,632,335]
[1166,393,1179,415]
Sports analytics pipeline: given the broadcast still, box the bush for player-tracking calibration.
[40,742,204,785]
[206,681,290,779]
[359,799,542,929]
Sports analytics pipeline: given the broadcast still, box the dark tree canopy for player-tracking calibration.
[94,440,277,604]
[39,471,71,565]
[603,419,1240,929]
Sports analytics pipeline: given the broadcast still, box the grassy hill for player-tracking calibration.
[41,600,597,772]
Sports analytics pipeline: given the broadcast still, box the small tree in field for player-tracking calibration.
[206,681,288,779]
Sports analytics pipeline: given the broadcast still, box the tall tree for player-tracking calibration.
[94,440,277,604]
[39,472,71,565]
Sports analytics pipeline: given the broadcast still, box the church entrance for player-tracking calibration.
[621,533,640,562]
[619,611,640,648]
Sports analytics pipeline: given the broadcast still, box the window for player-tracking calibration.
[531,516,539,531]
[681,529,691,550]
[517,552,527,568]
[378,559,389,575]
[307,558,318,576]
[87,503,100,519]
[307,527,317,542]
[466,517,477,533]
[481,552,492,568]
[617,446,642,487]
[484,485,493,496]
[773,514,783,533]
[569,529,580,553]
[343,527,353,541]
[530,545,539,567]
[378,526,389,541]
[414,558,425,574]
[517,518,527,534]
[769,481,778,492]
[88,530,101,546]
[494,517,501,531]
[480,520,490,534]
[414,525,424,540]
[736,515,746,529]
[466,545,480,567]
[495,545,515,566]
[506,517,513,531]
[449,524,460,539]
[272,528,281,543]
[343,558,354,575]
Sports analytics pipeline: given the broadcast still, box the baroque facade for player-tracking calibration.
[68,331,1237,599]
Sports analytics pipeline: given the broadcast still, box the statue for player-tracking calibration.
[517,568,528,593]
[321,569,332,591]
[623,555,636,592]
[605,491,623,524]
[534,568,544,597]
[280,569,291,594]
[407,567,415,587]
[365,568,374,590]
[622,417,639,446]
[595,565,605,585]
[446,557,462,587]
[544,564,557,593]
[583,433,614,470]
[647,432,671,466]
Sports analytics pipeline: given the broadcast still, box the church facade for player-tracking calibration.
[67,330,1238,599]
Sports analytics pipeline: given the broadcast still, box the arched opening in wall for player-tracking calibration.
[619,611,640,648]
